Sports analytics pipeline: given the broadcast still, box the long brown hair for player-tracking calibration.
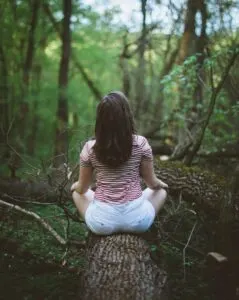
[93,91,136,167]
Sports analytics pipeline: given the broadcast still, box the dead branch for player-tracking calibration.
[0,199,67,245]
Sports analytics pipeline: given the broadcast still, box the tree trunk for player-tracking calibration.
[135,0,147,122]
[19,0,40,144]
[27,33,47,155]
[54,0,72,166]
[42,2,102,101]
[0,45,9,146]
[81,233,168,300]
[27,64,41,155]
[23,0,40,88]
[172,0,208,161]
[119,32,131,98]
[177,0,198,65]
[193,0,208,108]
[171,0,199,160]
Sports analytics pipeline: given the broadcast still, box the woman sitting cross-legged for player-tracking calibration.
[71,91,168,235]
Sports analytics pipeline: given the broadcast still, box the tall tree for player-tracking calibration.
[19,0,40,144]
[135,0,147,122]
[0,45,9,157]
[172,0,208,161]
[54,0,72,166]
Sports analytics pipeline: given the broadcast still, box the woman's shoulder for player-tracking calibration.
[82,138,96,153]
[133,134,148,146]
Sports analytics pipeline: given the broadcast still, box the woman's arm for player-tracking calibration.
[140,160,168,189]
[71,166,93,194]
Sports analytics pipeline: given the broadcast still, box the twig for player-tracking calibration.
[157,223,204,257]
[183,220,198,281]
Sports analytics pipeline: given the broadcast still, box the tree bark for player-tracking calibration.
[171,0,207,160]
[54,0,72,166]
[81,233,168,300]
[27,63,41,155]
[119,32,131,97]
[23,0,40,88]
[193,0,208,108]
[135,0,147,121]
[177,0,197,65]
[0,45,9,145]
[27,33,47,155]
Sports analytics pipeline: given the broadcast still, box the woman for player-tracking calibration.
[71,91,168,235]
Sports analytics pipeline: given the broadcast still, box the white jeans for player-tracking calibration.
[84,192,156,235]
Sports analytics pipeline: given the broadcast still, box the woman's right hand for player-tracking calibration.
[151,179,168,190]
[157,179,168,189]
[140,160,168,190]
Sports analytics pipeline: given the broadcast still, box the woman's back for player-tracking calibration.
[80,135,153,203]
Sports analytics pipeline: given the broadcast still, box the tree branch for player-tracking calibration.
[0,199,67,245]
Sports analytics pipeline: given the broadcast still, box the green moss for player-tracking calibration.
[154,158,227,187]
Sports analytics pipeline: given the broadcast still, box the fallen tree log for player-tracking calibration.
[0,177,56,203]
[1,160,239,218]
[81,233,168,300]
[154,160,239,217]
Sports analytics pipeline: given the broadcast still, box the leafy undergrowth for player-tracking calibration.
[1,203,87,265]
[0,252,81,300]
[0,203,87,299]
[160,241,210,300]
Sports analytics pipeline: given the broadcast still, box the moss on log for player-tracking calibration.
[154,159,238,218]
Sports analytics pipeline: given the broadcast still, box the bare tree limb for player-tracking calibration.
[0,199,67,245]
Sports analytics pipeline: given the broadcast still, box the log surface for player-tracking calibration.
[81,233,168,300]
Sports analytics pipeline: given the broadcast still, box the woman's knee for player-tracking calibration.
[72,189,94,202]
[159,188,167,201]
[72,191,80,201]
[151,188,167,214]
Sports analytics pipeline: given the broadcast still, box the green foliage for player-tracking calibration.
[0,253,80,299]
[1,204,86,265]
[231,101,239,117]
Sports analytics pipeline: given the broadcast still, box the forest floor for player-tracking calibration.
[0,200,211,300]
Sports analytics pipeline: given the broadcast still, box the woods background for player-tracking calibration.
[0,0,239,299]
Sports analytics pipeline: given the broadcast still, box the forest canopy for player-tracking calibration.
[0,0,238,173]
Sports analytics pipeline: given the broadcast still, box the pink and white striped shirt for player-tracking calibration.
[80,135,153,203]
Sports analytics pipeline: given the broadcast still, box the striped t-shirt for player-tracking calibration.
[80,135,153,203]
